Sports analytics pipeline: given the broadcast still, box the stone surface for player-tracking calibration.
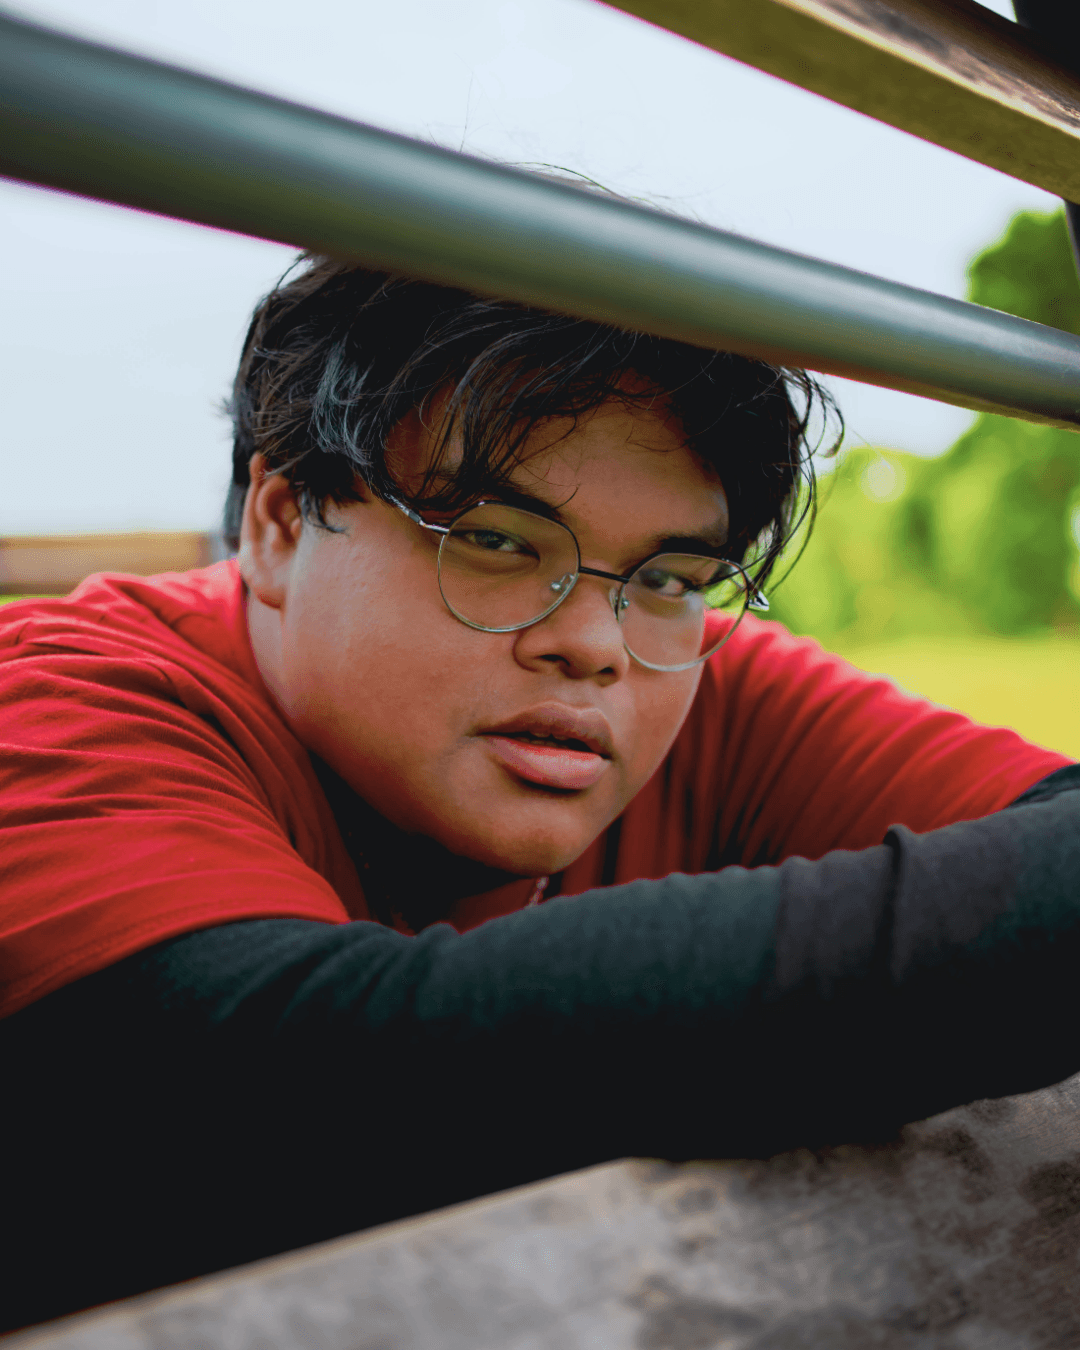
[11,1075,1080,1349]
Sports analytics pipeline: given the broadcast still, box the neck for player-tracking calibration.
[312,756,527,931]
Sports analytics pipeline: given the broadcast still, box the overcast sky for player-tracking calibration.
[1,0,1052,535]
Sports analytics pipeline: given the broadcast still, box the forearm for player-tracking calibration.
[265,779,1080,1164]
[15,784,1080,1162]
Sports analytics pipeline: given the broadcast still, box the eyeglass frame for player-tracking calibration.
[387,493,769,672]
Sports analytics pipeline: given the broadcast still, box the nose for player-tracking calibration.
[513,571,631,681]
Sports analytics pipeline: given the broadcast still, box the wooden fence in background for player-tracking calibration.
[0,533,223,595]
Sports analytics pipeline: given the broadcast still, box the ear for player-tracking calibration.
[236,454,303,609]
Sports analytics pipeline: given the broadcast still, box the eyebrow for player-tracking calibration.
[489,484,731,558]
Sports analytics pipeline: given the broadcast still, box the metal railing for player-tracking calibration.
[3,9,1080,433]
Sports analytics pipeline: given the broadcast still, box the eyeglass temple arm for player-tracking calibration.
[388,494,450,536]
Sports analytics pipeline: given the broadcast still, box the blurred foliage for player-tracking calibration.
[769,209,1080,644]
[966,208,1080,334]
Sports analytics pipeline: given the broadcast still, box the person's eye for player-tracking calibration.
[459,528,536,557]
[635,566,701,599]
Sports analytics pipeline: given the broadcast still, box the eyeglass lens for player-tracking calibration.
[437,503,750,671]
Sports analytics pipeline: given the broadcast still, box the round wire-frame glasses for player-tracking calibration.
[390,495,769,673]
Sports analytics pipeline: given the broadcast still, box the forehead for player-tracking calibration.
[391,394,730,545]
[511,400,730,546]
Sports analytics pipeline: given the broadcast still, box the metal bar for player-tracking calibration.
[605,0,1080,205]
[3,12,1080,429]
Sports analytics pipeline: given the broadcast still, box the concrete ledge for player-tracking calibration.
[12,1073,1080,1348]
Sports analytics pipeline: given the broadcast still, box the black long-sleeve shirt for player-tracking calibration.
[3,764,1080,1333]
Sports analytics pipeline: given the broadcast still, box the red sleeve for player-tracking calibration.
[562,617,1072,893]
[0,630,361,1020]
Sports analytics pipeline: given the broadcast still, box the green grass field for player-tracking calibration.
[833,635,1080,760]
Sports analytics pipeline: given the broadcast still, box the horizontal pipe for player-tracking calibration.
[2,10,1080,429]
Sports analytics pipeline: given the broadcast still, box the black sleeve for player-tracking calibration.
[4,772,1080,1331]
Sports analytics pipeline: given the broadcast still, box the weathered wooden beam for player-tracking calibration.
[12,1072,1080,1348]
[605,0,1080,204]
[0,532,219,595]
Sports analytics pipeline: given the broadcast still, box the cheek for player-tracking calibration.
[279,544,520,823]
[621,669,701,786]
[280,532,463,746]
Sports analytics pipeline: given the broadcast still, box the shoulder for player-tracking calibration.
[0,563,360,1019]
[0,559,252,676]
[0,561,304,794]
[686,614,891,730]
[668,615,1071,861]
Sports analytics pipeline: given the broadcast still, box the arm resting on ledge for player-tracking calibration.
[3,765,1080,1330]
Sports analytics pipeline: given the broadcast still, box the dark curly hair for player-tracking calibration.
[225,256,837,585]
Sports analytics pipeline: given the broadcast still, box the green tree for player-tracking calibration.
[768,448,967,644]
[769,209,1080,643]
[966,209,1080,334]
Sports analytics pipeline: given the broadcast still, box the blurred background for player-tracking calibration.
[768,208,1080,758]
[2,0,1078,754]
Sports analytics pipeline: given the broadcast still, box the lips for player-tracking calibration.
[479,705,614,791]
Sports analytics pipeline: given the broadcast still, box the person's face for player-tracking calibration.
[240,396,729,876]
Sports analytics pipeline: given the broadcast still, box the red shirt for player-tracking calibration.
[0,562,1069,1019]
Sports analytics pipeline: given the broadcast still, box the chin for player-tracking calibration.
[445,810,601,878]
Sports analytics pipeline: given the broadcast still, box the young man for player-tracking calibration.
[2,259,1079,1332]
